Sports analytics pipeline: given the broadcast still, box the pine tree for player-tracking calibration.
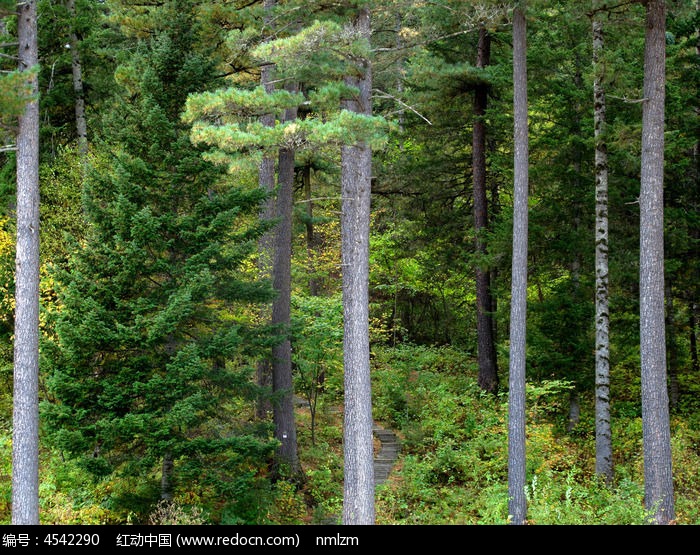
[639,0,674,525]
[184,1,390,523]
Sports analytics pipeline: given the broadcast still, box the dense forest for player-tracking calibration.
[0,0,698,525]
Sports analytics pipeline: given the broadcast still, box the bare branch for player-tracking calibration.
[609,94,647,103]
[373,88,432,125]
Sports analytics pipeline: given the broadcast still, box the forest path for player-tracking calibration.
[372,423,400,486]
[294,395,401,486]
[295,396,401,523]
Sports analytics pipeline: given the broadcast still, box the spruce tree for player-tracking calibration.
[43,0,277,520]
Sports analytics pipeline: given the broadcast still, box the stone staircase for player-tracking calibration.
[373,424,400,486]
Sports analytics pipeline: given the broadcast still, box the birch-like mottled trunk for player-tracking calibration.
[592,16,613,485]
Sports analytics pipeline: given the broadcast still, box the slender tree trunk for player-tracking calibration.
[691,2,700,378]
[341,6,375,526]
[507,2,528,526]
[639,0,675,525]
[665,280,679,409]
[303,165,320,296]
[271,87,301,479]
[473,24,499,395]
[567,391,580,432]
[160,452,174,501]
[691,305,699,374]
[12,0,40,526]
[66,0,87,160]
[592,14,613,485]
[256,0,277,420]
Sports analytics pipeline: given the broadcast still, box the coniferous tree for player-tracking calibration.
[43,0,277,519]
[472,23,499,395]
[340,5,375,526]
[508,1,528,527]
[184,2,390,522]
[639,0,674,525]
[12,0,40,526]
[270,85,301,480]
[255,0,276,421]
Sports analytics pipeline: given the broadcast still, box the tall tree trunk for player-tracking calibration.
[473,24,499,395]
[255,0,277,420]
[341,6,375,526]
[592,14,613,485]
[271,87,301,479]
[12,0,40,526]
[66,0,87,161]
[507,2,528,526]
[639,0,675,525]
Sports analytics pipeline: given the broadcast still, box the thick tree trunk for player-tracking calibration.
[639,0,675,525]
[473,25,499,395]
[507,3,528,527]
[341,6,375,526]
[272,89,301,479]
[592,15,613,485]
[12,0,40,526]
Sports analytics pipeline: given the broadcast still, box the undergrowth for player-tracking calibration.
[1,344,698,524]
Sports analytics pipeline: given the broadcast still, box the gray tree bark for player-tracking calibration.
[256,0,277,421]
[341,6,375,526]
[12,0,40,526]
[507,2,528,526]
[592,15,613,485]
[639,0,675,525]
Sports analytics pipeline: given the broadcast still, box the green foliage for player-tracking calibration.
[1,0,697,526]
[291,293,344,404]
[0,215,13,414]
[371,344,700,524]
[0,66,38,121]
[252,19,369,83]
[41,1,278,522]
